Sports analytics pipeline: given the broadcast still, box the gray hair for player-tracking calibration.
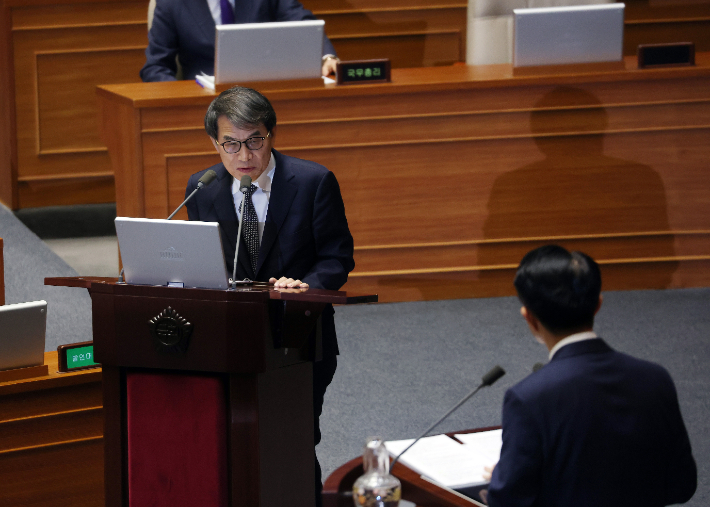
[204,86,277,139]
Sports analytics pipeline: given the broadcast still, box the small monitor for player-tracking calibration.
[0,300,47,371]
[215,20,325,84]
[115,217,230,290]
[513,3,625,67]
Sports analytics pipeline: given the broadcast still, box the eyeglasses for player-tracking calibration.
[217,132,271,154]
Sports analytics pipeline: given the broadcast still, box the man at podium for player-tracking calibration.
[184,85,355,505]
[486,245,696,507]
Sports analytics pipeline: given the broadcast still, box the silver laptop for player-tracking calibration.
[115,217,230,290]
[215,20,325,84]
[513,3,625,67]
[0,300,47,371]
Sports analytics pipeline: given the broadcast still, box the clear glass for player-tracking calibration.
[352,437,402,507]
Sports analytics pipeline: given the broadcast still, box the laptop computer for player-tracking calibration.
[214,19,325,83]
[0,300,47,371]
[513,3,625,67]
[115,217,230,290]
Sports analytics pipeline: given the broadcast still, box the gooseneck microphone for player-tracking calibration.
[118,169,217,283]
[167,169,217,220]
[390,365,506,469]
[230,175,252,288]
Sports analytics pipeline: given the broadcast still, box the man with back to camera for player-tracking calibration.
[141,0,339,82]
[483,245,696,507]
[184,85,355,506]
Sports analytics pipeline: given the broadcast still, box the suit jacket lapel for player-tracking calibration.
[257,150,298,274]
[211,165,254,279]
[183,0,216,43]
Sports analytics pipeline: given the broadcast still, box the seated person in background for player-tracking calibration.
[141,0,339,82]
[484,245,696,507]
[184,86,354,506]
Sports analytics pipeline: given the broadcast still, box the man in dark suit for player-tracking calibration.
[141,0,338,82]
[485,245,696,507]
[184,86,354,506]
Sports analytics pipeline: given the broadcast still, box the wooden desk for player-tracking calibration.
[1,0,708,210]
[97,56,710,302]
[1,237,4,305]
[0,352,103,506]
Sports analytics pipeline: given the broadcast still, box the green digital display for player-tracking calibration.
[65,345,99,370]
[337,60,391,85]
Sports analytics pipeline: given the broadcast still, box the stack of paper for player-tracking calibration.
[385,429,502,489]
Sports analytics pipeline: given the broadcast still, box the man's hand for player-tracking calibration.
[321,57,338,77]
[269,277,309,289]
[482,464,496,482]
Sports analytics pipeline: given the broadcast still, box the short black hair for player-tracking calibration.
[204,86,277,139]
[514,245,602,334]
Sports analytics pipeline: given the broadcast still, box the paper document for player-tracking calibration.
[454,429,503,463]
[386,431,501,489]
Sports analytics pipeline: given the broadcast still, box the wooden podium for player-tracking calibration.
[322,427,500,507]
[46,277,376,507]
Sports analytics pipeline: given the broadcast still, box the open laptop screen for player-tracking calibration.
[115,218,230,290]
[215,19,325,83]
[513,3,625,67]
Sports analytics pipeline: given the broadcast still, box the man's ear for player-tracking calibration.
[521,306,540,333]
[211,137,220,153]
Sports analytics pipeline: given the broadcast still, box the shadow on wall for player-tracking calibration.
[480,85,677,286]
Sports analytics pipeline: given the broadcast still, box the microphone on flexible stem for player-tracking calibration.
[230,175,252,288]
[117,169,217,283]
[390,365,506,469]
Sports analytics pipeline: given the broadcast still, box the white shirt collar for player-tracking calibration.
[231,151,275,196]
[549,331,598,360]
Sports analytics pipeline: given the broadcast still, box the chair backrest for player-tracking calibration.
[0,238,4,306]
[466,0,614,65]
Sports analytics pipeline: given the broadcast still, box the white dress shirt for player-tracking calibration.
[549,331,598,360]
[231,151,276,243]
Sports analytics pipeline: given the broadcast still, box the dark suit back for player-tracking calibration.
[488,338,696,507]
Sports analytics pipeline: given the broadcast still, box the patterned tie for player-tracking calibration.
[220,0,234,24]
[242,184,259,275]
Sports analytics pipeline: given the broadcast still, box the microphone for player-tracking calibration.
[118,169,217,283]
[167,169,217,220]
[230,175,252,287]
[390,365,506,469]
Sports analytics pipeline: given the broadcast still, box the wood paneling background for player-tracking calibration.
[0,352,103,506]
[1,0,709,209]
[0,238,4,306]
[98,58,710,302]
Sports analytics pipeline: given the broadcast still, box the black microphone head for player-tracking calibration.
[481,365,506,387]
[239,175,252,192]
[197,169,217,187]
[532,362,545,373]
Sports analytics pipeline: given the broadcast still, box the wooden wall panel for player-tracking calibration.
[0,238,4,306]
[1,0,149,209]
[98,59,710,302]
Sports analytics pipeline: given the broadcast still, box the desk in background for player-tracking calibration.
[97,56,710,303]
[0,352,103,506]
[1,0,709,209]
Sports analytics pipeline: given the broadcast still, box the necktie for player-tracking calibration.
[242,184,259,275]
[220,0,234,24]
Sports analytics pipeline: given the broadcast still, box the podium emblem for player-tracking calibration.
[148,307,193,353]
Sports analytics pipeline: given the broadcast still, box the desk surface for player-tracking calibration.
[96,55,710,303]
[97,53,710,106]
